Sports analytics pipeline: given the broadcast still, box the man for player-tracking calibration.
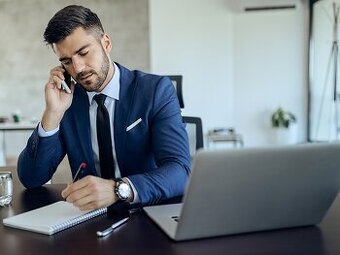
[17,5,190,211]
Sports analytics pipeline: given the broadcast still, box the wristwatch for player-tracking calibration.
[114,178,131,201]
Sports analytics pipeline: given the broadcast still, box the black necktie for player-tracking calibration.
[94,94,115,179]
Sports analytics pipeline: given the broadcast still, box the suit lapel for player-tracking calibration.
[114,63,136,175]
[72,86,96,174]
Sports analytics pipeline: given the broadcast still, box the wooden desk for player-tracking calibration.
[1,166,340,255]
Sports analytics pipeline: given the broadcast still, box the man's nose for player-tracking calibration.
[72,58,85,74]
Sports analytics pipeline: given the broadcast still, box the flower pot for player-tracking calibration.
[272,125,297,145]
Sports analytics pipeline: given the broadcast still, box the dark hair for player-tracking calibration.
[43,5,104,45]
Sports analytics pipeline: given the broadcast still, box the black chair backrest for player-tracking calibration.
[183,116,204,154]
[167,75,184,108]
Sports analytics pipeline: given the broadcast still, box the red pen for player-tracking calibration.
[72,162,87,182]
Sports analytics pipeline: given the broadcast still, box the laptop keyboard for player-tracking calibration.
[171,216,180,222]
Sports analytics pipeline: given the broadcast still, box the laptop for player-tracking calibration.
[144,143,340,241]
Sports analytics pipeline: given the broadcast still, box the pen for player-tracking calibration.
[96,217,129,237]
[72,162,87,183]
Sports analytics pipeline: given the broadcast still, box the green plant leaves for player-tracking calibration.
[271,107,296,128]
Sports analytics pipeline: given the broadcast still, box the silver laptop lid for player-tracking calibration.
[175,143,340,240]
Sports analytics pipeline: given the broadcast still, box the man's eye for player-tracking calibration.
[61,60,71,66]
[79,51,88,56]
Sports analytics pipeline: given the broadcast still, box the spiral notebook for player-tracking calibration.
[2,201,107,235]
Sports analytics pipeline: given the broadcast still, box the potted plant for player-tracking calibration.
[271,107,296,128]
[271,107,297,145]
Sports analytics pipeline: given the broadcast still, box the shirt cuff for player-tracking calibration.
[38,122,59,137]
[125,178,140,204]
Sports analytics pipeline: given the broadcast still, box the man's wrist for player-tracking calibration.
[38,122,59,137]
[114,178,133,203]
[41,110,64,131]
[122,177,134,202]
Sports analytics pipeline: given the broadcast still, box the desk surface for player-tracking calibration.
[0,122,36,131]
[1,167,340,255]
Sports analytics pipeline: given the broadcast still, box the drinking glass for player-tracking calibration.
[0,172,13,206]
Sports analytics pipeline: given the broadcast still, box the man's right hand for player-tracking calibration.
[41,66,75,131]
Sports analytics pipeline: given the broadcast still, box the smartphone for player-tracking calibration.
[61,67,72,94]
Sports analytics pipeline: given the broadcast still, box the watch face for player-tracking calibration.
[117,182,130,200]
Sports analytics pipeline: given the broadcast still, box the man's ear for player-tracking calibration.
[102,33,112,53]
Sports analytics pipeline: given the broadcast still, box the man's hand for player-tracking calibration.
[41,66,75,131]
[61,176,117,211]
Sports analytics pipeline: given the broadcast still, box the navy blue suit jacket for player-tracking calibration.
[18,63,191,205]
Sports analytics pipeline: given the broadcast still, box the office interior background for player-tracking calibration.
[0,0,336,166]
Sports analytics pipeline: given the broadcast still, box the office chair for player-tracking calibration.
[166,75,184,108]
[183,116,204,158]
[166,74,204,155]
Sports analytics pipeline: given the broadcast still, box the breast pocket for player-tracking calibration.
[125,118,149,153]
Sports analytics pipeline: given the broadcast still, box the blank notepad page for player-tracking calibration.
[3,201,107,235]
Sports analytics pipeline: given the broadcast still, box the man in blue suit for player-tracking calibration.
[17,5,190,211]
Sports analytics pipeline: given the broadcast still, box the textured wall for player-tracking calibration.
[0,0,149,120]
[0,0,149,159]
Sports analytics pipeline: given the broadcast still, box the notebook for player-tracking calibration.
[3,201,107,235]
[144,143,340,241]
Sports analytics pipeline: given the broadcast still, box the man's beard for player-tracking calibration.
[76,47,110,92]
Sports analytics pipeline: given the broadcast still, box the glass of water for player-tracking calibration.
[0,172,13,206]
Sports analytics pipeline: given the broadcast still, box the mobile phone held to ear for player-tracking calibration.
[61,68,71,94]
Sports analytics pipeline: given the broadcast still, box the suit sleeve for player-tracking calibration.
[128,77,191,205]
[17,128,65,188]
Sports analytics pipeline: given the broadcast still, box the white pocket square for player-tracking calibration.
[126,118,142,131]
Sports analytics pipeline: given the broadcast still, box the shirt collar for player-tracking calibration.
[87,62,120,104]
